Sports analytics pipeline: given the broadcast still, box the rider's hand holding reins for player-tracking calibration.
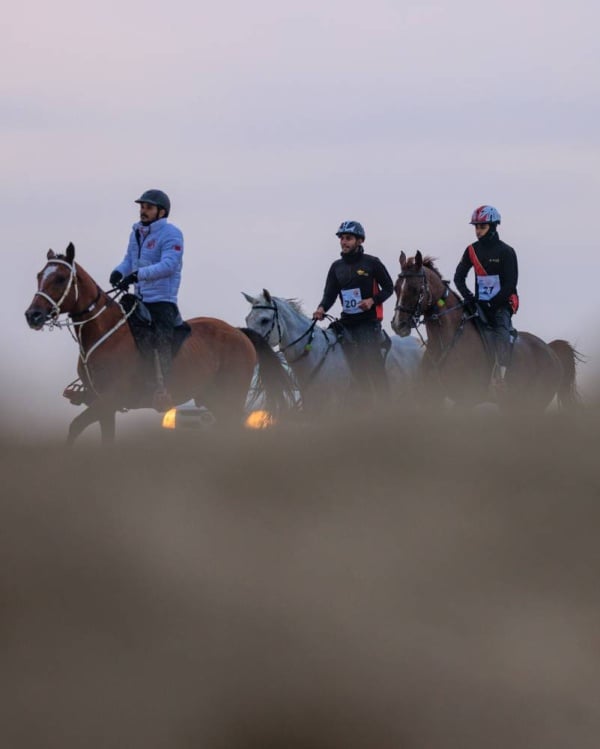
[118,272,138,291]
[109,270,123,288]
[358,298,374,311]
[312,306,325,321]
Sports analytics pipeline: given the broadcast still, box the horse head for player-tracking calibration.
[25,243,81,329]
[243,289,283,347]
[392,251,446,337]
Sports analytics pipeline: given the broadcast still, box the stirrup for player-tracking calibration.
[63,379,91,406]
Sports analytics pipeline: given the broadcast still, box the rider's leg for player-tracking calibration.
[350,321,389,402]
[146,302,178,410]
[492,306,513,380]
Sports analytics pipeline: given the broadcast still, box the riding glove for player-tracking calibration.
[109,270,123,287]
[118,272,138,290]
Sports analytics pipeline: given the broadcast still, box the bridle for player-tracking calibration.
[394,266,472,362]
[35,258,112,326]
[250,299,318,362]
[394,268,456,339]
[394,268,436,325]
[35,259,80,322]
[33,258,135,393]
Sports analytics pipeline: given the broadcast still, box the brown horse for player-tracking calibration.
[391,251,580,411]
[25,243,295,443]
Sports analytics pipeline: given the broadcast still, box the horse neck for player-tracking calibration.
[73,266,130,349]
[275,300,329,366]
[423,278,469,352]
[275,300,309,343]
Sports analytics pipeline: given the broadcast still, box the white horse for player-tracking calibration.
[243,289,423,412]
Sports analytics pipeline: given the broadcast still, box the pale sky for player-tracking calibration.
[4,0,599,435]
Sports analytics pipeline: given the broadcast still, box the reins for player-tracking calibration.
[251,301,318,360]
[251,300,340,380]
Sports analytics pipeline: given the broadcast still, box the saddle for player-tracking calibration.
[327,319,392,358]
[120,294,191,359]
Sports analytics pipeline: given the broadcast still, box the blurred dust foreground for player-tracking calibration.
[1,407,599,748]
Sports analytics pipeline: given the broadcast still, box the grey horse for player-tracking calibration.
[244,289,422,413]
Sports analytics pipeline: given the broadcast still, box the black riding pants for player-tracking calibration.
[341,320,389,397]
[490,306,512,366]
[146,302,178,379]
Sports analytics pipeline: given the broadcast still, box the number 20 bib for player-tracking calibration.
[341,287,362,314]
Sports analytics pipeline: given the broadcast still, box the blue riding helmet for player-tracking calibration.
[135,189,171,217]
[470,205,501,225]
[335,220,366,239]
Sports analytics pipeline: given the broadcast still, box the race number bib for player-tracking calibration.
[476,274,500,301]
[341,287,363,314]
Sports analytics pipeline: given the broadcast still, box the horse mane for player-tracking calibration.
[260,293,307,317]
[285,298,306,315]
[421,256,443,279]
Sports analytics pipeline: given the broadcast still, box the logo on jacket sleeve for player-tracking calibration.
[174,244,182,252]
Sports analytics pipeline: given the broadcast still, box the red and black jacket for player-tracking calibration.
[454,234,518,312]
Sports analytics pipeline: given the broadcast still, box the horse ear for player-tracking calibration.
[242,292,258,305]
[399,251,407,268]
[415,250,423,269]
[47,249,56,259]
[66,242,75,263]
[263,289,272,303]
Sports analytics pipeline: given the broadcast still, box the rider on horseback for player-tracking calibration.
[453,205,519,386]
[312,220,394,401]
[110,189,184,412]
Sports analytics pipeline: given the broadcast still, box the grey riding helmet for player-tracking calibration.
[135,189,171,216]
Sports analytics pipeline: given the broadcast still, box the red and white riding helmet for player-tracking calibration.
[469,205,501,225]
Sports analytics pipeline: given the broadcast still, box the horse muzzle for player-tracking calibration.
[25,306,48,330]
[391,317,412,337]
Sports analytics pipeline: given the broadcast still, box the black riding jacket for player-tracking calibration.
[319,247,394,324]
[454,233,518,311]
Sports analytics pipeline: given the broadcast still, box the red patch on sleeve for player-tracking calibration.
[174,245,182,251]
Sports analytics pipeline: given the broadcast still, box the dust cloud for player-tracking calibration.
[1,405,599,748]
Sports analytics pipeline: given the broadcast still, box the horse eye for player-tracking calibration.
[55,275,67,285]
[260,317,270,326]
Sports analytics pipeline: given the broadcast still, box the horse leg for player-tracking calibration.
[66,403,116,446]
[99,408,117,445]
[67,405,101,446]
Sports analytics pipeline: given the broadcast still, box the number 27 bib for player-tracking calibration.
[476,274,500,301]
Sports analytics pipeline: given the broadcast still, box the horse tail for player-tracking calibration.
[548,339,583,410]
[238,328,299,417]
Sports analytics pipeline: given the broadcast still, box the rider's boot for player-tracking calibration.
[490,362,507,397]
